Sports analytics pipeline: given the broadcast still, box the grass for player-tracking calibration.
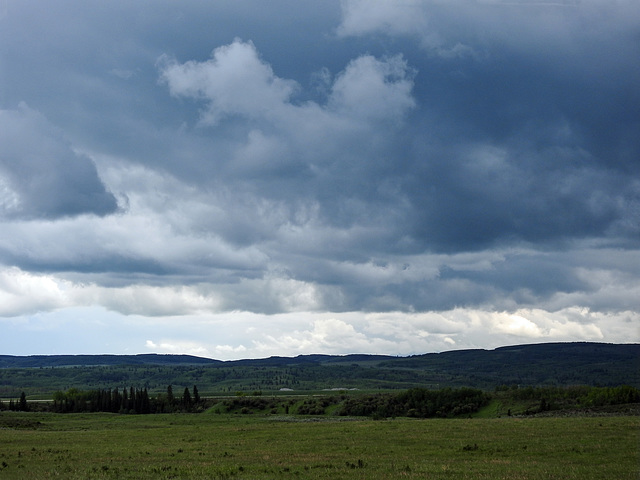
[0,412,637,479]
[474,397,538,418]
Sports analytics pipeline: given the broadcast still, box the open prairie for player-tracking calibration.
[0,412,637,479]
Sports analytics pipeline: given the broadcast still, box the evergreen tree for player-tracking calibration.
[134,388,142,414]
[141,388,150,414]
[19,392,28,412]
[183,387,192,408]
[112,388,122,413]
[193,385,200,404]
[129,386,136,412]
[121,388,128,413]
[103,389,112,412]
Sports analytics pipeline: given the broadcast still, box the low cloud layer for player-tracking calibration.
[0,1,637,358]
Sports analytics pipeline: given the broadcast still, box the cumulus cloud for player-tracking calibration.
[145,339,211,357]
[0,160,271,281]
[0,1,637,358]
[159,40,299,125]
[159,39,415,128]
[0,266,221,318]
[157,39,418,237]
[328,54,416,121]
[0,268,72,316]
[230,307,631,359]
[155,34,639,261]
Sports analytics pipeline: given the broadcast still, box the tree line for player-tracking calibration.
[0,385,202,414]
[3,384,638,417]
[0,391,29,412]
[493,384,640,413]
[218,387,491,418]
[54,385,202,414]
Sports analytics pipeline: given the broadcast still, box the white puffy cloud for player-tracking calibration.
[160,39,415,131]
[328,54,416,121]
[0,266,221,318]
[159,39,298,125]
[1,295,635,359]
[156,39,419,239]
[236,307,632,359]
[0,268,72,316]
[0,159,270,281]
[145,339,211,357]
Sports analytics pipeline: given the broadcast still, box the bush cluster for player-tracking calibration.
[338,387,490,418]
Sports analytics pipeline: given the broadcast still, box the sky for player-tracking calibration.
[0,0,638,360]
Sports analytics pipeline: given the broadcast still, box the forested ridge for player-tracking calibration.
[0,343,637,399]
[0,354,220,368]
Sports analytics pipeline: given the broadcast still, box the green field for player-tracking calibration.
[0,412,637,479]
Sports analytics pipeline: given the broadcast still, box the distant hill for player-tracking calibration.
[0,342,637,396]
[376,342,640,388]
[0,354,221,368]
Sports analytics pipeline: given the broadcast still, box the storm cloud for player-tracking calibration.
[0,104,117,219]
[0,0,637,358]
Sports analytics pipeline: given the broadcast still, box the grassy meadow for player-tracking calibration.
[0,411,637,479]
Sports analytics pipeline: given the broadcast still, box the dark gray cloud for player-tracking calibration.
[0,0,637,357]
[0,104,117,219]
[403,133,638,251]
[331,0,640,252]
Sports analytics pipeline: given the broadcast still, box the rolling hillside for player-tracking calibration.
[0,342,637,397]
